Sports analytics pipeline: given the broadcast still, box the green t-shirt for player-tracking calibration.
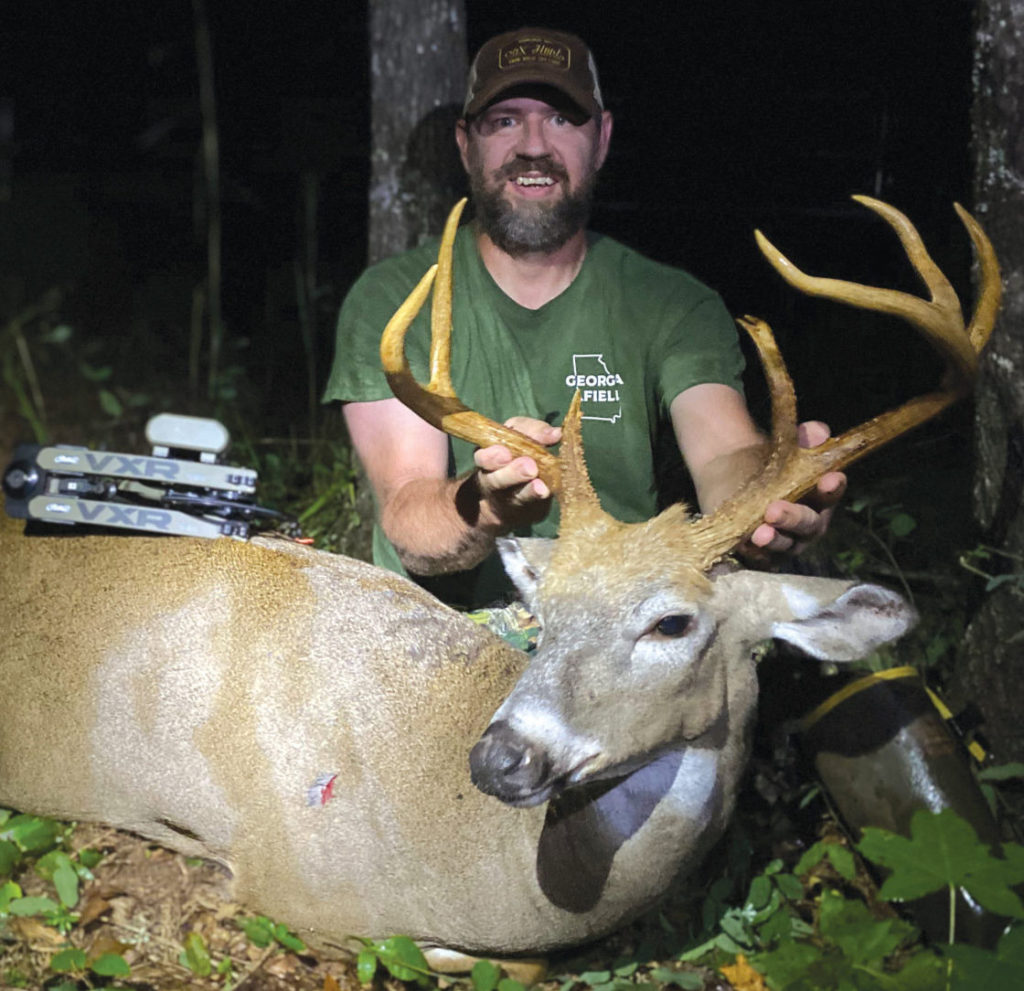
[323,225,744,608]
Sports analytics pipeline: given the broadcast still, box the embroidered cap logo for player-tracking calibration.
[498,37,571,73]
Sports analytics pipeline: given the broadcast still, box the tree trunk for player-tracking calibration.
[367,0,467,266]
[957,0,1024,762]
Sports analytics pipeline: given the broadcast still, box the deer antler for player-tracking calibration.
[380,198,565,494]
[686,195,1002,568]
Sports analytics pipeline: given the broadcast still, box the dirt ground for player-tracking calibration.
[1,823,365,991]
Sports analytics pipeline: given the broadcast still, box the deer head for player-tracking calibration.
[381,196,1001,807]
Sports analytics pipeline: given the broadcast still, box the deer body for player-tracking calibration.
[0,513,914,954]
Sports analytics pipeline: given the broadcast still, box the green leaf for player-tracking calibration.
[356,948,378,984]
[3,814,62,853]
[648,967,703,989]
[0,838,18,876]
[747,873,772,909]
[269,920,305,952]
[890,950,950,990]
[90,952,131,977]
[775,872,805,901]
[947,924,1024,989]
[0,879,22,911]
[41,324,74,344]
[858,809,1024,917]
[960,842,1024,918]
[826,844,857,881]
[179,931,213,976]
[752,939,825,988]
[756,903,804,945]
[36,851,79,908]
[53,860,79,908]
[795,840,829,876]
[34,849,69,881]
[81,362,113,383]
[817,889,914,965]
[77,848,104,870]
[978,762,1024,782]
[98,388,123,417]
[371,936,430,984]
[888,512,917,537]
[8,895,60,915]
[471,959,501,991]
[50,948,87,973]
[238,914,274,947]
[497,980,526,991]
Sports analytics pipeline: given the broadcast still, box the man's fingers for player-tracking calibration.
[503,416,562,446]
[797,420,831,448]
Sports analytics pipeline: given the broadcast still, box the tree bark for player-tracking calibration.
[367,0,467,266]
[958,0,1024,762]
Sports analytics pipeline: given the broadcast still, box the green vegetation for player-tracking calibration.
[4,802,1023,989]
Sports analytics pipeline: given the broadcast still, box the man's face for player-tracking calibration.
[456,95,613,256]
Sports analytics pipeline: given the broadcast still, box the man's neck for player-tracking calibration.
[474,227,588,310]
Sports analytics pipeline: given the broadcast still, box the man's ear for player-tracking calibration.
[455,117,470,171]
[595,110,613,170]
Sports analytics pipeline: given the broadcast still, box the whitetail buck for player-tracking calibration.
[0,197,1000,962]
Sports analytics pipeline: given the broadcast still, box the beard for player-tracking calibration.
[468,154,598,257]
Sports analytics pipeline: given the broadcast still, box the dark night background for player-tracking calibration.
[2,1,978,448]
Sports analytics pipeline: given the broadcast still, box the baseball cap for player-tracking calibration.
[463,28,604,120]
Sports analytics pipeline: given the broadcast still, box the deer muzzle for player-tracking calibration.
[469,720,556,807]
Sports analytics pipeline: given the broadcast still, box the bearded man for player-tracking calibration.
[324,27,844,611]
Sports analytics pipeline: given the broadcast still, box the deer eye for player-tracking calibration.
[653,614,693,638]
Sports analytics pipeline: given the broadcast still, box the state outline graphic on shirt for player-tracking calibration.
[565,354,623,424]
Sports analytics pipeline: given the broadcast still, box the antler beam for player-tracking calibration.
[379,198,563,494]
[688,196,1002,568]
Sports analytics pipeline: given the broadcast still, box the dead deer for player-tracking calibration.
[0,196,1000,964]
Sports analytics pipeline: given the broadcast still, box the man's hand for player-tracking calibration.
[747,420,846,555]
[471,417,562,530]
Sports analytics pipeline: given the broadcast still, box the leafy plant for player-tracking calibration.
[960,545,1024,601]
[237,913,307,953]
[675,809,1024,990]
[858,808,1024,940]
[0,809,133,981]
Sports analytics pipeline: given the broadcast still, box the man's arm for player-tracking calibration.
[343,398,560,575]
[670,383,845,554]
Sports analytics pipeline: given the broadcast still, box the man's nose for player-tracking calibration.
[516,117,552,158]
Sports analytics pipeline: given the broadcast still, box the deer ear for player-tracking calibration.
[771,582,917,662]
[497,537,556,610]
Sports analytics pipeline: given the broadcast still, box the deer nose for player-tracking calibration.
[469,720,551,804]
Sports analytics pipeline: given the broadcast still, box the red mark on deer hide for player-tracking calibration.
[307,772,338,807]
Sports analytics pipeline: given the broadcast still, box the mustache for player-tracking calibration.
[494,156,570,183]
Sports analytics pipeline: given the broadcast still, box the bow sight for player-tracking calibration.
[2,413,291,539]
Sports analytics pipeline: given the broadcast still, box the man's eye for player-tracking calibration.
[551,115,568,126]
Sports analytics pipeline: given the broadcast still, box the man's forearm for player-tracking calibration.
[692,440,770,514]
[380,472,504,575]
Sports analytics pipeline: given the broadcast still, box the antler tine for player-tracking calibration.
[687,199,1001,570]
[755,195,978,388]
[380,198,562,493]
[953,202,1002,352]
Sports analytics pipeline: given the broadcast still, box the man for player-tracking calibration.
[324,27,844,610]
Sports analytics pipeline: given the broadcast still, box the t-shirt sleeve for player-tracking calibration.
[322,262,431,404]
[655,291,745,408]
